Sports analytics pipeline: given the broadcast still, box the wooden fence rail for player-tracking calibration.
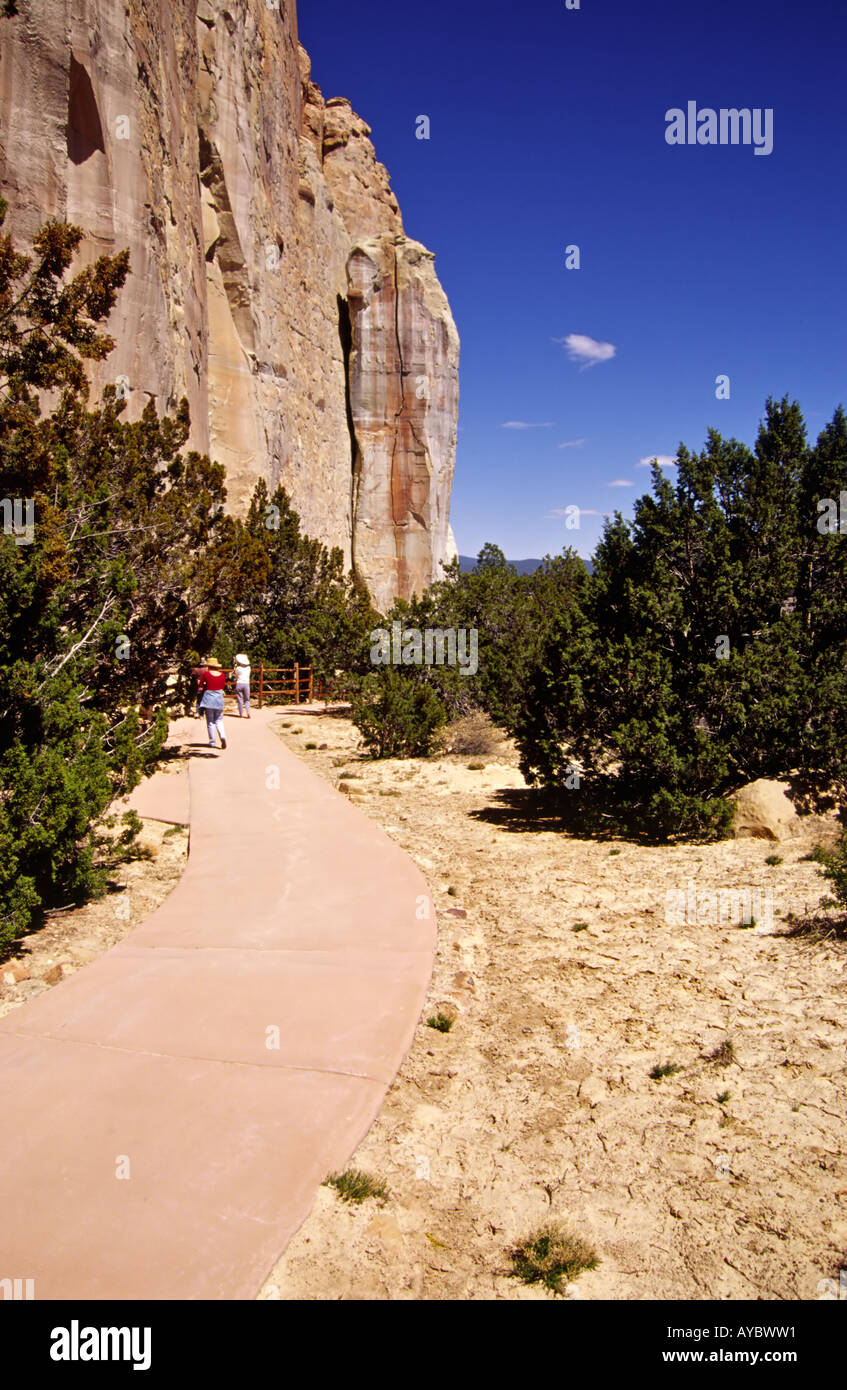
[221,664,326,709]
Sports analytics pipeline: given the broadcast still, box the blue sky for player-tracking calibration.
[299,0,847,562]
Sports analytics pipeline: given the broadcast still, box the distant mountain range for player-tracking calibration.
[458,556,594,576]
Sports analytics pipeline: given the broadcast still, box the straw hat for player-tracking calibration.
[206,656,222,670]
[235,653,250,666]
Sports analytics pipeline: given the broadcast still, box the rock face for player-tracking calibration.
[729,779,798,841]
[347,236,459,612]
[0,0,459,606]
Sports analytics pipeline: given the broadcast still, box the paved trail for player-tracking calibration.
[0,710,435,1299]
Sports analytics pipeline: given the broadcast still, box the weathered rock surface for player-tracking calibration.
[0,0,458,605]
[729,779,799,840]
[347,235,460,612]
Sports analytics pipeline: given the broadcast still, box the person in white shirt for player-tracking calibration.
[234,653,251,718]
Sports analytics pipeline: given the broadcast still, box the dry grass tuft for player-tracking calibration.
[437,712,503,757]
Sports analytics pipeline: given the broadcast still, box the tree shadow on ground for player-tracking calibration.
[469,787,633,842]
[781,912,847,945]
[266,703,351,719]
[469,786,713,846]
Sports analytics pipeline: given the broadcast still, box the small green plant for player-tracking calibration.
[802,844,828,864]
[765,853,783,866]
[717,1090,731,1105]
[739,917,757,929]
[446,886,457,897]
[427,1012,454,1033]
[572,922,589,932]
[292,728,303,735]
[509,1222,599,1296]
[815,826,847,914]
[467,762,485,771]
[349,667,447,759]
[609,848,621,856]
[323,1169,390,1205]
[650,1062,683,1080]
[305,742,317,749]
[705,1039,735,1067]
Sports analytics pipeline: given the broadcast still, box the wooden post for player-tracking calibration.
[294,661,300,704]
[259,662,264,710]
[308,665,314,702]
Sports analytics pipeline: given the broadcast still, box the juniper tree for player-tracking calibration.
[383,541,589,729]
[510,397,845,839]
[793,405,847,810]
[214,478,380,681]
[0,201,228,947]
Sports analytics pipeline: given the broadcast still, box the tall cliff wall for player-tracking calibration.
[0,0,459,609]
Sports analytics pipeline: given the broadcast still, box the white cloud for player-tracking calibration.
[501,420,554,430]
[607,478,633,487]
[557,438,587,449]
[637,454,677,468]
[554,333,617,369]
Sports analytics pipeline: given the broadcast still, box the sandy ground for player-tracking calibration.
[258,711,847,1301]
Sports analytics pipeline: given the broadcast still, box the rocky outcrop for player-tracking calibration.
[0,0,459,606]
[347,236,460,612]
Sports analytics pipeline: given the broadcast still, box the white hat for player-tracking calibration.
[235,653,250,666]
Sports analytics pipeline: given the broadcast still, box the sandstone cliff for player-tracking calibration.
[0,0,459,608]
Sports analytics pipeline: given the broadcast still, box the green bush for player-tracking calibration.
[349,668,447,759]
[507,398,847,840]
[384,544,589,729]
[818,826,847,914]
[0,200,223,949]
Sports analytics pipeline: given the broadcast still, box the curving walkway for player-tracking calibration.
[0,709,436,1299]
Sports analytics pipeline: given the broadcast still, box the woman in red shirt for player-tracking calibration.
[197,656,227,750]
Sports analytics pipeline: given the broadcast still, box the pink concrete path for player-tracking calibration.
[0,710,436,1299]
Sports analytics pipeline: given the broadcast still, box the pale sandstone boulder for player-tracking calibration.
[0,1,458,606]
[729,779,798,840]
